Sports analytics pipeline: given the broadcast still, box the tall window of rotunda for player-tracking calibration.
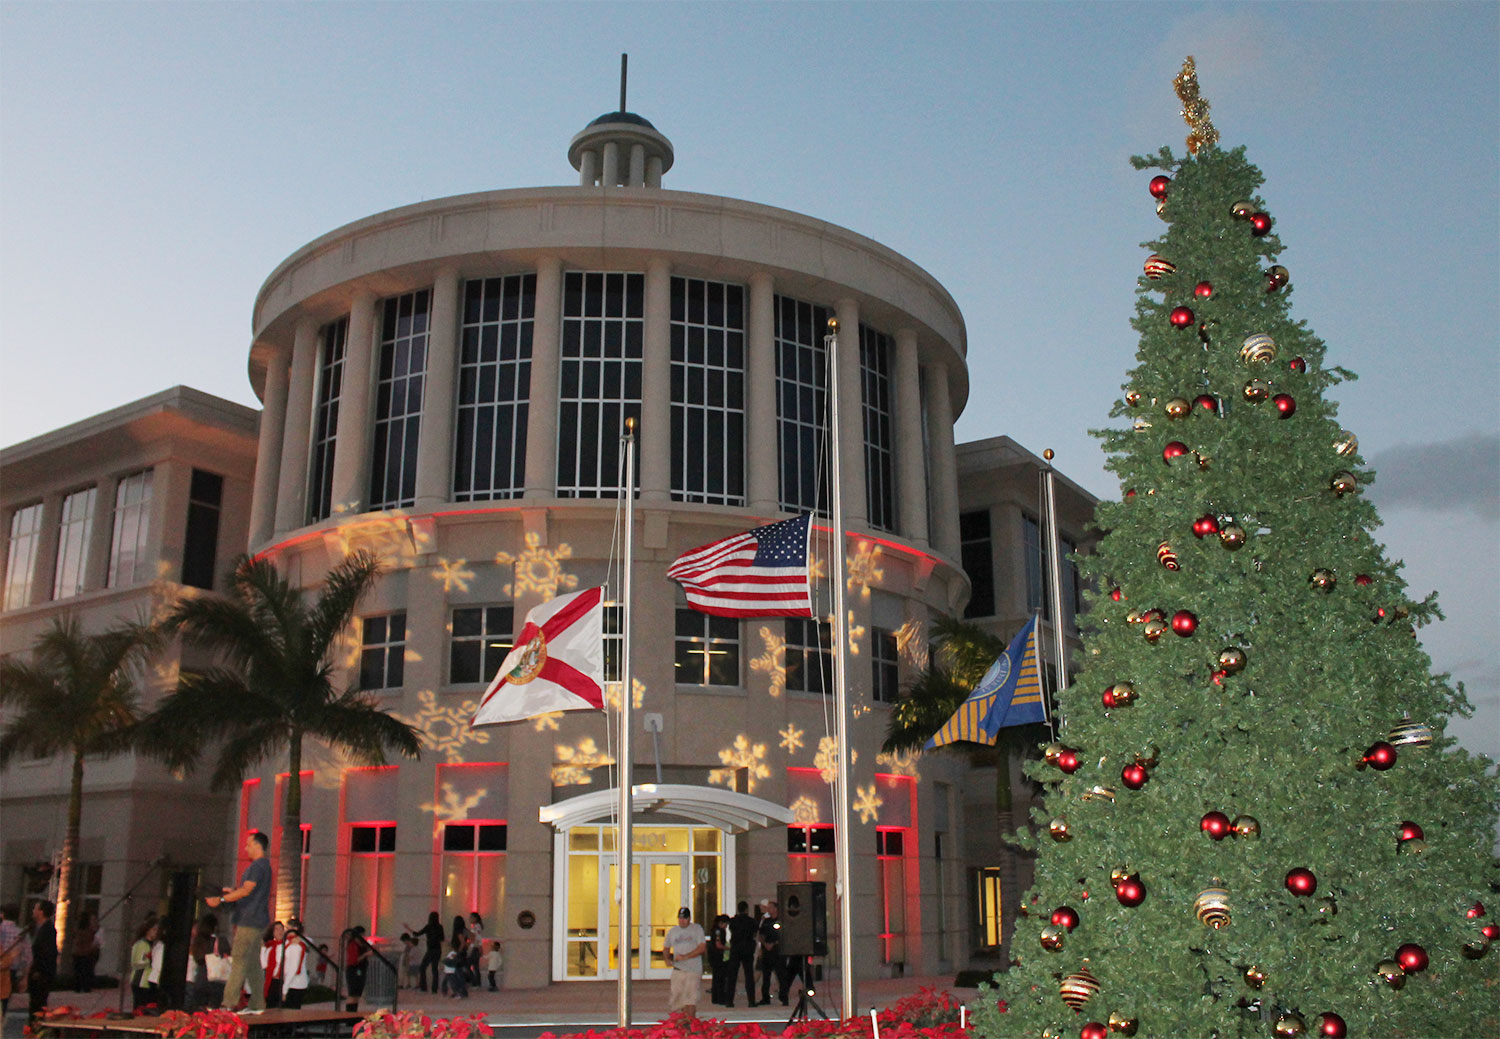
[369,291,431,511]
[307,318,347,523]
[859,326,896,531]
[557,272,643,498]
[774,296,831,515]
[669,277,745,506]
[454,275,534,502]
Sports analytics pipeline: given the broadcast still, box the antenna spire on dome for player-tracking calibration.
[620,53,627,112]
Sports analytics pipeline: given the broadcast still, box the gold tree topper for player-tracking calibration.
[1174,56,1219,154]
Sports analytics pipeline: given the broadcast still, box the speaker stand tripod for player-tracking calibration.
[786,956,829,1022]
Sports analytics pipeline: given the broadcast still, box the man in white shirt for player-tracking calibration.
[662,907,706,1019]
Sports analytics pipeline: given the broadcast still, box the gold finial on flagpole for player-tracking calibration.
[1174,56,1219,155]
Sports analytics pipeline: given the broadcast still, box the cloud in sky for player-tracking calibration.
[1367,432,1500,519]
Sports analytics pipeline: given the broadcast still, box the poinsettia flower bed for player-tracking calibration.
[537,987,976,1039]
[354,1009,496,1038]
[26,1006,249,1038]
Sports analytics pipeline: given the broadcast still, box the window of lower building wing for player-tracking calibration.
[307,317,347,523]
[449,605,515,685]
[871,627,899,703]
[52,486,96,599]
[960,509,995,618]
[348,823,396,938]
[774,296,831,515]
[454,275,533,502]
[674,608,740,687]
[360,612,406,691]
[4,502,43,610]
[972,866,1002,949]
[860,324,896,532]
[108,469,153,588]
[181,470,223,591]
[783,617,832,695]
[556,272,643,498]
[1023,513,1080,631]
[670,277,745,506]
[369,290,430,510]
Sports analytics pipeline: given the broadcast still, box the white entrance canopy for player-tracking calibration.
[539,783,794,833]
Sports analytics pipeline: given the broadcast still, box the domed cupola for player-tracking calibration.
[568,55,674,188]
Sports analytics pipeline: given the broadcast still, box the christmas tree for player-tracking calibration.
[978,60,1499,1039]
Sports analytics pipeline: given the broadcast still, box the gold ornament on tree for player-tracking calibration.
[1060,964,1102,1011]
[1243,964,1267,989]
[1174,56,1220,154]
[1273,1013,1307,1039]
[1107,1011,1139,1036]
[1049,817,1074,842]
[1195,885,1232,929]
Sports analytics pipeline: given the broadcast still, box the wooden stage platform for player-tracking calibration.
[37,1008,368,1037]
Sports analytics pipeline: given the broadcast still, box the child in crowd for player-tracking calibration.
[485,940,503,992]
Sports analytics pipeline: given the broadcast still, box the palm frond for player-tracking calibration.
[308,689,423,764]
[306,551,383,662]
[210,724,287,791]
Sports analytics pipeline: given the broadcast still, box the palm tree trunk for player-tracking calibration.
[56,752,84,982]
[277,732,303,923]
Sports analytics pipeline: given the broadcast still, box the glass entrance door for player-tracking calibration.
[605,855,688,979]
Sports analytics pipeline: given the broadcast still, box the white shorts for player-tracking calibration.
[669,968,701,1009]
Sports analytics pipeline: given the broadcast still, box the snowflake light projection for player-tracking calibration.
[853,783,884,824]
[708,734,770,793]
[875,748,922,778]
[398,690,490,764]
[779,724,805,754]
[495,531,578,602]
[604,678,646,711]
[750,626,788,698]
[553,737,613,787]
[824,610,866,656]
[433,557,475,594]
[531,712,563,732]
[846,541,884,598]
[814,736,856,784]
[333,511,431,568]
[789,796,821,825]
[894,619,929,670]
[420,781,486,823]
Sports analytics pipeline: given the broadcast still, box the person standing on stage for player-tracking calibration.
[279,919,310,1009]
[28,900,57,1020]
[206,831,272,1014]
[726,900,757,1009]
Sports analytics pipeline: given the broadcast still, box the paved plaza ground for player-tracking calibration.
[24,974,985,1032]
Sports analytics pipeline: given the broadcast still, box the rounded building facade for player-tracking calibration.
[242,110,975,988]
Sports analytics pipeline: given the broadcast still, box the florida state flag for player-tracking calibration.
[471,586,605,726]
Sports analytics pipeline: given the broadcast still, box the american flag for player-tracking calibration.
[667,514,813,618]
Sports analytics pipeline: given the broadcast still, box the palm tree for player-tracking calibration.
[0,615,160,981]
[883,615,1048,968]
[141,550,422,923]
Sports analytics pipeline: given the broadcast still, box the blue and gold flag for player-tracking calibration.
[926,617,1045,748]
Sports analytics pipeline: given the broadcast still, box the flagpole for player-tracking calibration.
[825,317,857,1016]
[617,420,637,1027]
[1040,449,1068,739]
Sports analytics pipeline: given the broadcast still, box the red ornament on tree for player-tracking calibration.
[1051,906,1080,931]
[1115,875,1146,907]
[1082,1023,1109,1039]
[1273,393,1296,417]
[1170,306,1196,327]
[1398,821,1425,842]
[1194,281,1214,298]
[1192,514,1220,538]
[1149,175,1171,199]
[1467,902,1486,919]
[1355,574,1372,586]
[1317,1012,1348,1038]
[1122,764,1149,790]
[1200,811,1231,840]
[1171,609,1198,636]
[1194,394,1218,412]
[1286,868,1318,896]
[1289,356,1307,372]
[1110,587,1123,601]
[1249,211,1273,236]
[1482,923,1500,940]
[1395,943,1429,973]
[1102,686,1118,708]
[1163,441,1189,462]
[1363,742,1398,770]
[1057,749,1081,774]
